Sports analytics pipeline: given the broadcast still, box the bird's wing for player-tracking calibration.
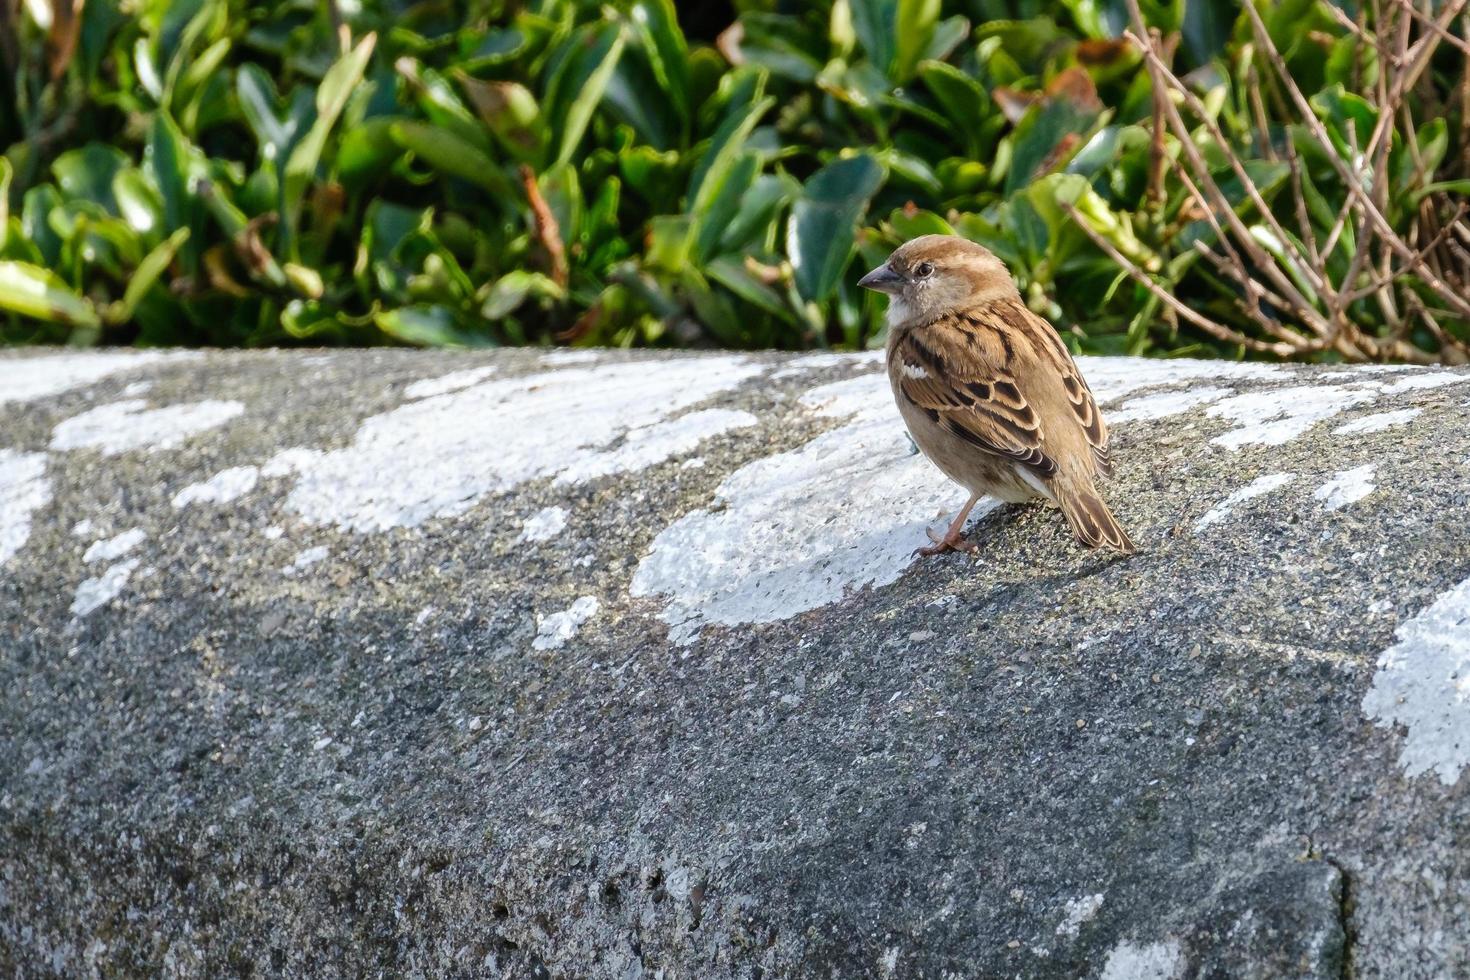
[894,303,1111,481]
[1013,303,1112,477]
[892,313,1057,479]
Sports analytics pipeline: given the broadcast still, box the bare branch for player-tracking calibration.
[1065,204,1309,357]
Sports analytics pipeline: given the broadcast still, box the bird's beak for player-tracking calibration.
[858,262,904,294]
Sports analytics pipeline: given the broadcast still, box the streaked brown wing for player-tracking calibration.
[996,301,1112,477]
[893,320,1058,479]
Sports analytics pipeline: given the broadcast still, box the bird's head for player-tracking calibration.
[858,235,1019,324]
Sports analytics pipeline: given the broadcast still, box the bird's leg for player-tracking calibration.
[917,493,982,556]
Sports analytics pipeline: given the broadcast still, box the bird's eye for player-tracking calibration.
[915,261,935,278]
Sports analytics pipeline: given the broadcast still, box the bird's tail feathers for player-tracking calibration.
[1057,484,1135,554]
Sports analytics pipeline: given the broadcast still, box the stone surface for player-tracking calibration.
[2,347,1470,978]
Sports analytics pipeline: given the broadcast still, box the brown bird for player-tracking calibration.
[858,235,1134,555]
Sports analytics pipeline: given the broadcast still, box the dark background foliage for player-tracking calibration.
[1,0,1466,360]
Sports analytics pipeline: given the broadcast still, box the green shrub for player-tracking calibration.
[0,0,1465,361]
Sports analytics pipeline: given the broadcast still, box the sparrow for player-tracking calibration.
[859,235,1134,555]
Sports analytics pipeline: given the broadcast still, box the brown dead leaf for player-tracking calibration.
[47,0,83,80]
[992,87,1039,125]
[202,245,250,298]
[1045,66,1103,111]
[520,164,569,288]
[555,302,601,343]
[1075,38,1131,67]
[716,21,745,66]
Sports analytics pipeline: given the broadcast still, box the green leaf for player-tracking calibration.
[399,61,490,152]
[689,73,773,212]
[719,172,798,254]
[583,174,622,255]
[0,260,101,327]
[693,152,760,263]
[886,207,955,240]
[175,35,232,132]
[1309,85,1380,159]
[787,154,885,303]
[738,14,824,84]
[630,0,691,126]
[1005,78,1106,194]
[546,24,626,167]
[1412,179,1470,204]
[134,36,163,101]
[144,111,200,268]
[480,270,565,319]
[21,186,64,267]
[283,33,377,247]
[620,145,681,201]
[538,161,583,248]
[921,15,970,63]
[919,61,995,159]
[283,262,325,299]
[112,169,164,236]
[646,215,695,272]
[389,120,513,197]
[848,0,896,79]
[0,158,10,251]
[706,256,794,321]
[604,56,681,149]
[460,27,528,70]
[112,228,189,322]
[375,305,495,347]
[457,74,546,163]
[236,64,314,163]
[51,145,129,212]
[893,0,941,82]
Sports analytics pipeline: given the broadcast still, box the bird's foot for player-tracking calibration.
[915,526,979,557]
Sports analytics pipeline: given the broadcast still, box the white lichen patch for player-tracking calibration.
[533,595,600,651]
[1055,892,1105,939]
[281,358,764,533]
[1099,938,1185,980]
[261,447,324,478]
[1194,473,1296,531]
[1206,385,1381,448]
[518,506,569,544]
[0,351,182,405]
[1333,408,1422,435]
[769,349,885,380]
[172,466,260,508]
[1314,464,1376,511]
[71,558,140,617]
[1079,357,1281,402]
[1362,575,1470,785]
[283,546,328,575]
[553,408,757,485]
[631,372,983,644]
[1109,386,1233,424]
[51,399,245,455]
[1379,371,1470,394]
[403,365,498,399]
[539,349,607,365]
[82,528,145,563]
[1204,371,1467,448]
[0,450,51,567]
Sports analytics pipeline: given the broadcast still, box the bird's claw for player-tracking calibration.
[914,527,978,557]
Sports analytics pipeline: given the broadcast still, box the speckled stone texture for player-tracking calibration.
[2,347,1469,979]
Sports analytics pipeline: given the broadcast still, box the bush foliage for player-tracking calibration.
[0,0,1466,360]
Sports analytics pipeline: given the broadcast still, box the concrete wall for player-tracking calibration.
[1,348,1468,977]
